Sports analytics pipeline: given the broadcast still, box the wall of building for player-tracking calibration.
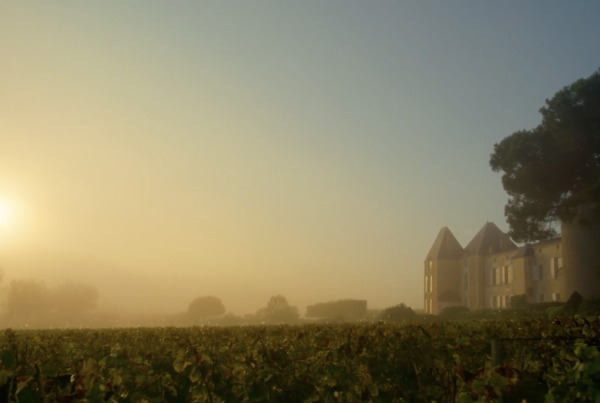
[421,222,596,314]
[483,252,518,308]
[561,219,600,300]
[528,240,562,302]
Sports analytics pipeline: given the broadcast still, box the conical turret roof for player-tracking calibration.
[464,222,516,256]
[424,227,464,261]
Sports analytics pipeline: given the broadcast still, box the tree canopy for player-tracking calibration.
[187,296,226,319]
[490,68,600,242]
[255,295,300,323]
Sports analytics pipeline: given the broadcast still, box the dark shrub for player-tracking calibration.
[439,306,470,320]
[380,303,417,323]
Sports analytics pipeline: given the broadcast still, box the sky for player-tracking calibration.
[1,1,599,316]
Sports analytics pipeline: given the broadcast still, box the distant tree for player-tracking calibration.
[7,279,50,319]
[255,295,300,323]
[218,312,243,326]
[489,68,600,242]
[51,282,99,314]
[306,299,367,320]
[379,303,417,323]
[187,296,226,319]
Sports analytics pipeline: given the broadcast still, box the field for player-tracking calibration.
[0,315,599,403]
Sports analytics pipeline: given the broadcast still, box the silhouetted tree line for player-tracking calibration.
[2,279,99,326]
[306,299,367,320]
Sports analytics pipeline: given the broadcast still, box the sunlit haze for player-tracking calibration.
[1,2,599,317]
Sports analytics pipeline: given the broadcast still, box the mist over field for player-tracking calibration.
[2,2,600,328]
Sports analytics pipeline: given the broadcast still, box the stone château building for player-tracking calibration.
[423,222,565,314]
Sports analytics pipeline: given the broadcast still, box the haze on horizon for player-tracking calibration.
[1,1,599,317]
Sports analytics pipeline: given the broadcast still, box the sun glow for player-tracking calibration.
[0,200,10,226]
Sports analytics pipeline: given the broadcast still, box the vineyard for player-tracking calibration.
[0,315,599,403]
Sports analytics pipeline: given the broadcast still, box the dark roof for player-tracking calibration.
[464,222,517,256]
[438,289,461,302]
[424,227,464,261]
[511,244,535,259]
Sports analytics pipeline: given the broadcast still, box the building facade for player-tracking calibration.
[423,222,564,314]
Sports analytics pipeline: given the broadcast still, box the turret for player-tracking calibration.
[561,218,600,299]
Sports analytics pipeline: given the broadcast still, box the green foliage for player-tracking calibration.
[0,316,600,401]
[489,68,600,242]
[379,303,417,323]
[439,306,470,320]
[550,292,600,318]
[510,294,528,309]
[187,296,226,320]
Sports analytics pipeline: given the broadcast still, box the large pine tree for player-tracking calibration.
[490,68,600,242]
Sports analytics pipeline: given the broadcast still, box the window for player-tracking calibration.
[532,265,544,281]
[552,293,561,302]
[504,295,511,308]
[537,293,544,303]
[502,266,508,284]
[463,259,468,269]
[425,276,433,293]
[429,261,433,271]
[463,273,469,291]
[506,266,514,284]
[495,267,502,285]
[528,287,535,298]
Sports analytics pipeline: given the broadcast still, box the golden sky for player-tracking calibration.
[1,1,599,315]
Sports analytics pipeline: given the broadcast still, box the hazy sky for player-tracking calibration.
[1,1,599,315]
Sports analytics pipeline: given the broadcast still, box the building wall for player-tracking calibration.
[561,220,600,300]
[425,234,568,313]
[511,257,528,297]
[529,240,563,302]
[483,252,517,308]
[469,255,485,309]
[424,258,461,314]
[435,258,460,314]
[424,260,434,314]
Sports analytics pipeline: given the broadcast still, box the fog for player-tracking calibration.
[2,2,600,328]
